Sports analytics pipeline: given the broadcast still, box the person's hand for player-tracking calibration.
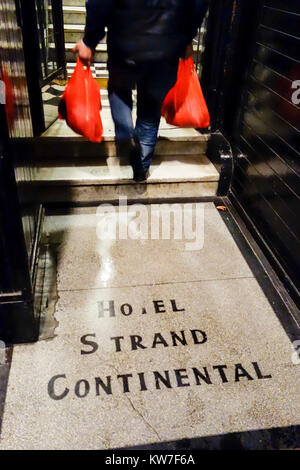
[184,43,194,59]
[72,39,93,66]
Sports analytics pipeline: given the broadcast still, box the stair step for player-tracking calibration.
[36,112,209,159]
[62,0,85,5]
[66,62,108,79]
[50,24,107,43]
[28,139,209,163]
[32,155,218,204]
[61,43,202,64]
[34,155,218,185]
[62,5,86,12]
[49,4,86,21]
[62,42,108,62]
[42,109,202,137]
[24,105,209,161]
[33,180,219,205]
[63,42,107,52]
[61,6,87,24]
[31,136,209,160]
[63,42,201,54]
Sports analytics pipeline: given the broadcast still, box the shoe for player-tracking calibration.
[133,168,149,182]
[133,150,153,182]
[116,137,136,165]
[116,136,145,179]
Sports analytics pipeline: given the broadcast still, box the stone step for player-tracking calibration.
[58,42,202,64]
[59,24,107,43]
[31,180,219,205]
[61,5,86,24]
[35,111,209,159]
[34,154,218,185]
[59,42,108,63]
[30,135,209,160]
[46,61,108,81]
[49,4,86,24]
[59,4,207,46]
[66,62,108,79]
[20,111,209,162]
[59,25,206,46]
[31,155,219,204]
[63,0,85,5]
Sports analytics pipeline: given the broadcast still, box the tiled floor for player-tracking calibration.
[0,203,299,449]
[42,83,66,129]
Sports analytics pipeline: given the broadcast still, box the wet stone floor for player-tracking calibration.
[0,202,299,449]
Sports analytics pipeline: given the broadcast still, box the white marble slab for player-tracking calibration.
[0,278,299,449]
[0,204,299,449]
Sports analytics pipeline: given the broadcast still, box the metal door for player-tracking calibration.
[0,104,38,344]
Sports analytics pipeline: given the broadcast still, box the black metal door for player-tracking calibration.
[230,0,300,307]
[0,103,38,344]
[35,0,66,86]
[202,0,300,308]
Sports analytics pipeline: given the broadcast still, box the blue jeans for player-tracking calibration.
[108,59,178,171]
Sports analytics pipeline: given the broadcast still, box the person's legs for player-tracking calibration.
[107,59,178,179]
[135,59,178,171]
[108,90,134,140]
[135,81,161,171]
[107,61,134,141]
[108,61,146,180]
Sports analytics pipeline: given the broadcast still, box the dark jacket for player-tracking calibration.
[83,0,208,62]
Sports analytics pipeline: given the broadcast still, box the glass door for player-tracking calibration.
[36,0,67,129]
[17,0,66,135]
[36,0,66,85]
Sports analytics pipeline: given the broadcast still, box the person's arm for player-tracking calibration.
[83,0,114,50]
[73,0,114,65]
[183,0,209,58]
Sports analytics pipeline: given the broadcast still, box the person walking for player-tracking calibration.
[74,0,208,182]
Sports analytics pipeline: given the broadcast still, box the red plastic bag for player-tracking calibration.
[161,58,210,128]
[59,58,103,143]
[1,67,15,125]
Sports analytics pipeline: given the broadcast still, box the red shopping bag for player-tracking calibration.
[1,67,15,125]
[58,58,103,143]
[161,58,210,128]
